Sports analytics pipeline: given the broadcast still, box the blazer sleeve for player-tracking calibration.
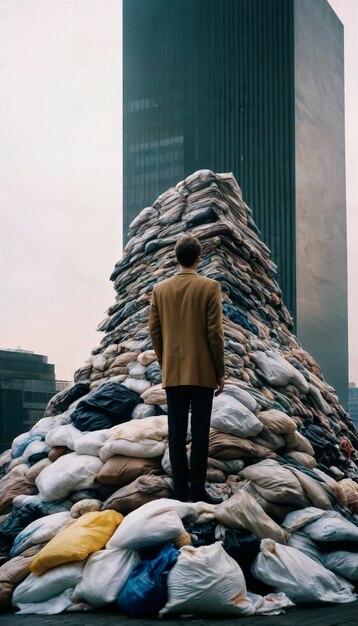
[148,286,163,367]
[207,281,225,377]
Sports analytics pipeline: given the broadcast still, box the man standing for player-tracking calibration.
[149,235,225,503]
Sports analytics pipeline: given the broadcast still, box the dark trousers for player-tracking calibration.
[165,385,214,500]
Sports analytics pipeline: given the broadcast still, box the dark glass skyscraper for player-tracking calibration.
[123,0,348,406]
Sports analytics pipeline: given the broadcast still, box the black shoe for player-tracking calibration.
[190,491,222,505]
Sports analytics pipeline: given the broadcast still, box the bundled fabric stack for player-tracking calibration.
[0,169,357,615]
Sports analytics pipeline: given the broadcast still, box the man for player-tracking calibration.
[149,234,225,503]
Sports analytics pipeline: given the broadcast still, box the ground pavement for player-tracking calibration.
[0,602,357,626]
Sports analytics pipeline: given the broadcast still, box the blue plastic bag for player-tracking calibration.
[118,543,178,617]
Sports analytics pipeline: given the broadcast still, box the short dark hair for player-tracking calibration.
[175,235,202,267]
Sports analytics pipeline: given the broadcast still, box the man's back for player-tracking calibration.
[149,269,224,388]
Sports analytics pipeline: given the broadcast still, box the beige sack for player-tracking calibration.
[141,384,167,405]
[96,455,161,486]
[238,460,310,508]
[215,490,289,544]
[0,546,40,610]
[208,431,275,459]
[256,410,297,434]
[103,474,172,515]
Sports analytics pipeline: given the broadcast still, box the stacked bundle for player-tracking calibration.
[0,170,357,615]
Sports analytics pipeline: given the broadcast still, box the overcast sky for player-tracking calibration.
[0,0,123,380]
[326,0,358,383]
[1,0,357,385]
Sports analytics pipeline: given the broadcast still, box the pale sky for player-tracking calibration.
[329,0,358,383]
[0,0,357,384]
[0,0,123,380]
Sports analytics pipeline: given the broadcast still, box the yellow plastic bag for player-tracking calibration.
[30,510,123,575]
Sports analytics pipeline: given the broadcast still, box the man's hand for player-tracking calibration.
[215,376,225,397]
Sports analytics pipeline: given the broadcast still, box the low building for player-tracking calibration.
[56,379,72,393]
[348,383,358,429]
[0,349,57,452]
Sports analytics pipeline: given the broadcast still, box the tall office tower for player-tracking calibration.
[123,0,347,406]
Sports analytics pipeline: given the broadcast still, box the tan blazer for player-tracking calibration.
[149,269,225,388]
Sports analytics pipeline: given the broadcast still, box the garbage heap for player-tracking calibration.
[0,169,357,615]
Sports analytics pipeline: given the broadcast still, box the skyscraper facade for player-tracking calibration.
[123,0,347,406]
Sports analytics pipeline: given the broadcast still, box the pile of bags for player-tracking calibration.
[0,169,357,615]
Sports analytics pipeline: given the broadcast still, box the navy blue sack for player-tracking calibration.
[71,382,141,431]
[118,542,178,617]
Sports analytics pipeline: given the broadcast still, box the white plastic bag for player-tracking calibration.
[106,498,201,550]
[45,424,84,450]
[224,384,257,412]
[113,497,200,521]
[14,589,76,615]
[252,538,356,604]
[107,512,184,550]
[122,377,151,394]
[160,542,256,616]
[73,548,139,606]
[22,440,50,463]
[127,361,146,378]
[247,592,295,615]
[10,511,72,557]
[210,393,263,438]
[131,403,155,419]
[11,432,31,455]
[74,429,111,456]
[36,452,103,501]
[13,561,84,605]
[30,410,73,437]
